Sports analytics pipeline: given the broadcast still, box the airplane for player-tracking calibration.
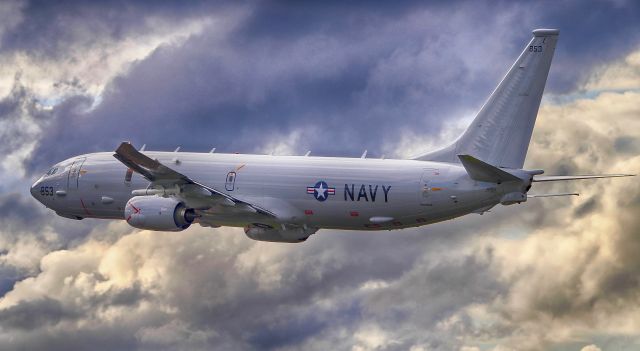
[30,29,634,242]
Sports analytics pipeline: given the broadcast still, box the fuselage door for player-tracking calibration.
[420,169,437,206]
[67,157,86,190]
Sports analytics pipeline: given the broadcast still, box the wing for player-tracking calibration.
[113,142,277,218]
[533,174,635,182]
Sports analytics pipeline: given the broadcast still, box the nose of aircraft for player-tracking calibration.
[30,180,41,201]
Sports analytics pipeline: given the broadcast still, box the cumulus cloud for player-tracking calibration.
[0,2,639,351]
[585,50,640,92]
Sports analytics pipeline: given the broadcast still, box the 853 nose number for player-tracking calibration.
[40,186,54,196]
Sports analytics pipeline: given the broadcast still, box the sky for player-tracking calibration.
[0,0,639,350]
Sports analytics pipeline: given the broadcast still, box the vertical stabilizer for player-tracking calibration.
[415,29,559,169]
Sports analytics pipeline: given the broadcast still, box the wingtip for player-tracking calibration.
[115,141,134,153]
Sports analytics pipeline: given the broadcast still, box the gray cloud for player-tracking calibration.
[0,297,79,330]
[15,0,639,174]
[0,1,639,351]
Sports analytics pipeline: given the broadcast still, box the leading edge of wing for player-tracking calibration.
[533,174,635,182]
[113,142,277,218]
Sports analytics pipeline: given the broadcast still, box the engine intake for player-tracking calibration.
[125,196,196,231]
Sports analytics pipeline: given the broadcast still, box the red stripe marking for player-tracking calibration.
[304,209,313,215]
[80,199,93,216]
[125,203,140,222]
[350,211,359,217]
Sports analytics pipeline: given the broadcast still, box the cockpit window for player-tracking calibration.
[45,167,59,176]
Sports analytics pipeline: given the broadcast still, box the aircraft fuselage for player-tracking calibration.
[31,152,516,230]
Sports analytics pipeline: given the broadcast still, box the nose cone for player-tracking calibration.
[30,180,41,201]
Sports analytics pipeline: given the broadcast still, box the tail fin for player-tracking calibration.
[415,29,559,169]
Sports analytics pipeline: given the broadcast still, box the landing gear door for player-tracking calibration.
[67,158,86,190]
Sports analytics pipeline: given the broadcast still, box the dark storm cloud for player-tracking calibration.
[0,297,79,330]
[0,0,222,56]
[18,0,640,175]
[0,76,50,160]
[1,1,640,350]
[21,1,523,171]
[529,0,640,92]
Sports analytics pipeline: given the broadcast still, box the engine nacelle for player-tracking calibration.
[244,224,317,243]
[125,196,196,231]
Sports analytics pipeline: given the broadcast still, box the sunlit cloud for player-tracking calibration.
[0,2,638,350]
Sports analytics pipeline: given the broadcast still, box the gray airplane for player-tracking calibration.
[30,29,633,242]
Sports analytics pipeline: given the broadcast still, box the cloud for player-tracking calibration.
[0,2,640,351]
[459,56,640,349]
[585,50,640,92]
[0,3,236,176]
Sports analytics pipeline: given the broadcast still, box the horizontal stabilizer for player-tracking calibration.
[458,155,522,183]
[533,174,635,182]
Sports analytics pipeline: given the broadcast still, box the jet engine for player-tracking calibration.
[244,224,317,243]
[125,196,196,231]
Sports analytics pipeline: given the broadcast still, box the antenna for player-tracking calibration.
[172,146,181,164]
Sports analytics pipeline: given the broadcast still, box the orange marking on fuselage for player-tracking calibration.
[80,199,93,216]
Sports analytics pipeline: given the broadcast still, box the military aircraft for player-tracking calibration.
[30,29,633,242]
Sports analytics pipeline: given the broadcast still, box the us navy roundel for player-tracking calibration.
[306,181,336,202]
